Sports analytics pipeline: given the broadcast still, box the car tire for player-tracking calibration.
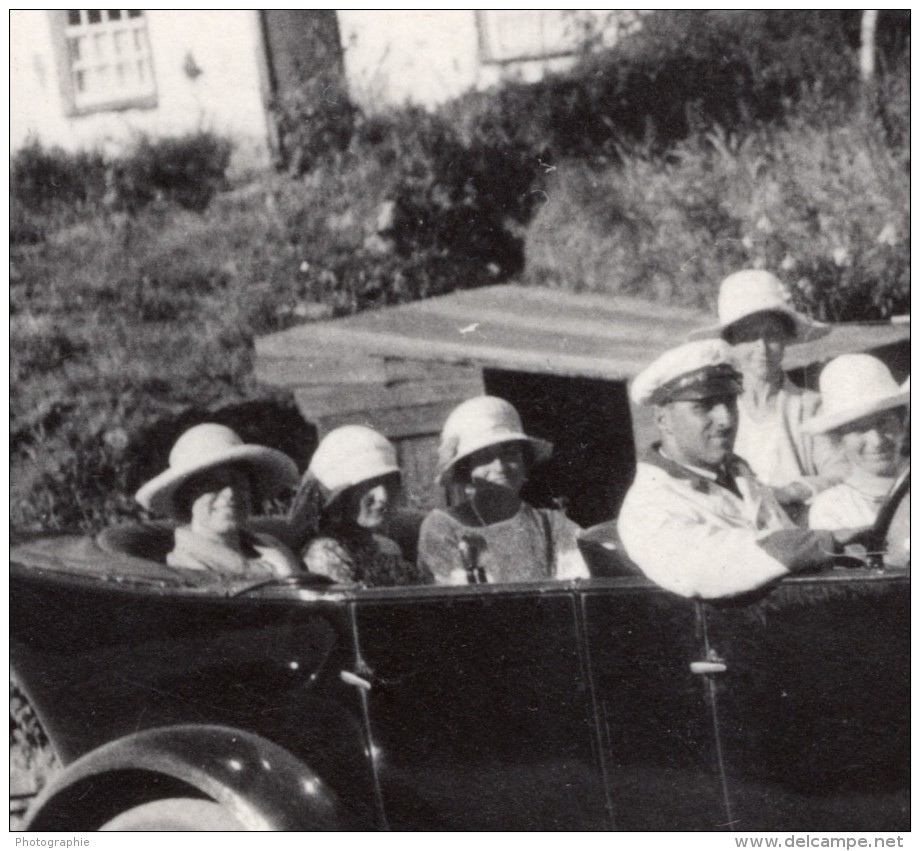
[99,798,246,831]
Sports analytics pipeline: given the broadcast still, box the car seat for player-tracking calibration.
[577,520,644,578]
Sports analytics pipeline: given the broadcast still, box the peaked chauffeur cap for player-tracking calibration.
[630,339,743,407]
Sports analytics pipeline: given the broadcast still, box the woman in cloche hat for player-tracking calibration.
[135,423,302,579]
[417,396,588,585]
[694,269,848,522]
[287,425,432,587]
[805,355,909,531]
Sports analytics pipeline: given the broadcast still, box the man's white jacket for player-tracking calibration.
[618,447,835,599]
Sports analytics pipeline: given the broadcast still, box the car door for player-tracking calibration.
[582,578,733,830]
[350,583,612,830]
[11,565,379,825]
[700,572,910,831]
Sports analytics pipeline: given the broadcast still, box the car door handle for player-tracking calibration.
[690,660,727,675]
[340,670,373,691]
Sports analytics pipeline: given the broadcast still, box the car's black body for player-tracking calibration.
[11,513,910,831]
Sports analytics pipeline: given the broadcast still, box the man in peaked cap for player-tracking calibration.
[617,340,865,599]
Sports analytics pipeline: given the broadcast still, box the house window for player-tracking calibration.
[477,11,645,64]
[477,11,587,63]
[53,10,157,114]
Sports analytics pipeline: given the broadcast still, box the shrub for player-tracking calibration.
[11,140,107,221]
[113,131,233,213]
[354,106,545,287]
[273,75,360,175]
[452,11,903,163]
[10,132,233,225]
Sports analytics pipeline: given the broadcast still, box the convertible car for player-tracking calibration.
[10,472,909,831]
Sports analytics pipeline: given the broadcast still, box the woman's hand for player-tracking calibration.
[772,481,814,506]
[303,537,357,584]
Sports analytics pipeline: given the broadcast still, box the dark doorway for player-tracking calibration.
[483,369,636,528]
[260,11,344,96]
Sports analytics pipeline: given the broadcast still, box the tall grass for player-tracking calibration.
[525,96,909,321]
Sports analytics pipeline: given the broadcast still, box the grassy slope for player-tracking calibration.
[525,108,909,320]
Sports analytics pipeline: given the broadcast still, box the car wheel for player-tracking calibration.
[99,798,246,831]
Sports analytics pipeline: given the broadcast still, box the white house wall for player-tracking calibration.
[10,10,273,172]
[337,10,632,110]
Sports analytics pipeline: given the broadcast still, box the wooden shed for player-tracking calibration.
[255,285,910,527]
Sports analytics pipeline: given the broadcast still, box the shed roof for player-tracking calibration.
[256,284,910,381]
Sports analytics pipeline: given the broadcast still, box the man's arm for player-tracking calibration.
[619,497,835,599]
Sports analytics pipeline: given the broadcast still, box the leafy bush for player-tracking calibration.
[273,75,360,175]
[355,106,544,286]
[453,10,903,162]
[11,140,107,213]
[276,103,548,299]
[11,142,107,237]
[111,131,233,213]
[10,131,233,228]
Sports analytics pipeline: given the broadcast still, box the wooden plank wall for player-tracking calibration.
[259,350,484,510]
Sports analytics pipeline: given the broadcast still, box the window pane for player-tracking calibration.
[65,8,156,110]
[67,10,81,26]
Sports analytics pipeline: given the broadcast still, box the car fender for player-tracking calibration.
[23,724,348,831]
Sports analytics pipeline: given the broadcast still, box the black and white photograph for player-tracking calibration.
[10,10,910,835]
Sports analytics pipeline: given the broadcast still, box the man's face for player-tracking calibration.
[657,394,739,470]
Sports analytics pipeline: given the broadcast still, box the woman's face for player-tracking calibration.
[347,474,397,530]
[188,465,252,537]
[726,312,791,383]
[838,410,904,477]
[467,441,527,497]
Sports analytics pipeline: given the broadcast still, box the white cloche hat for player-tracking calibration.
[306,425,400,507]
[435,396,551,485]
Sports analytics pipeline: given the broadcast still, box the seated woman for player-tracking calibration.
[135,423,302,579]
[805,355,909,531]
[288,425,432,587]
[418,396,589,585]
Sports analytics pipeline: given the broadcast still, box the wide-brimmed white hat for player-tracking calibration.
[435,396,552,485]
[690,269,830,344]
[803,355,910,435]
[307,425,400,507]
[136,423,299,518]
